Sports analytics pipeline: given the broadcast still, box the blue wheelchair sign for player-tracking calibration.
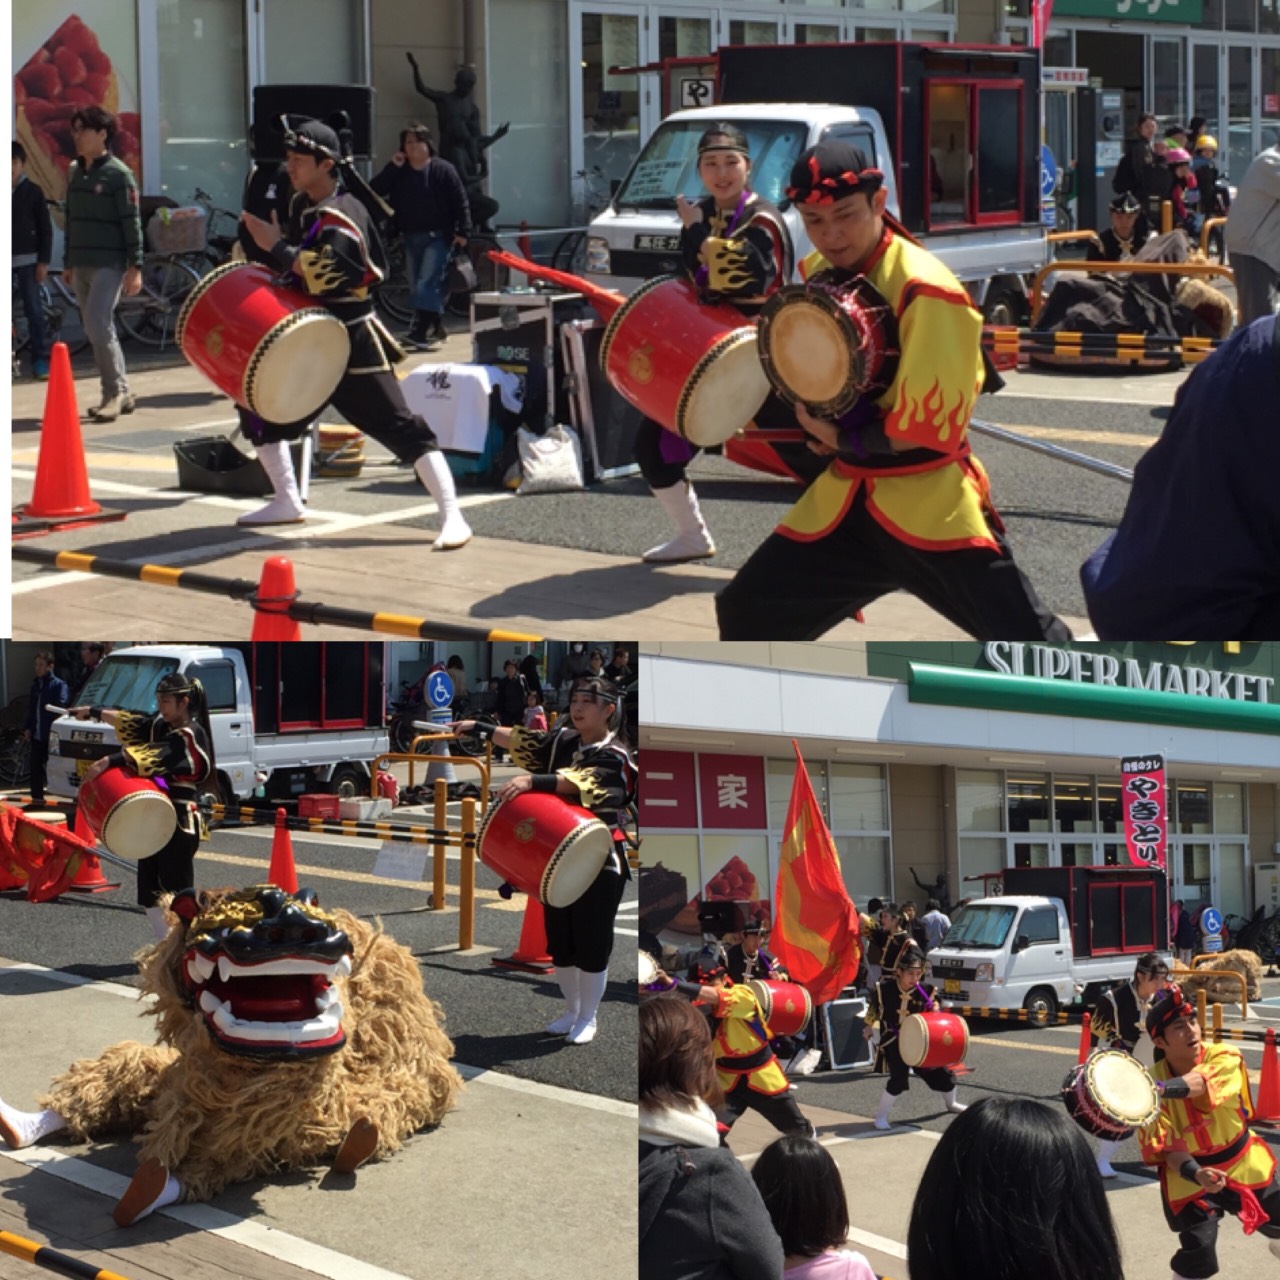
[426,670,454,710]
[1200,907,1223,937]
[1040,145,1057,201]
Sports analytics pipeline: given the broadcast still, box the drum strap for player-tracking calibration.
[1197,1130,1251,1168]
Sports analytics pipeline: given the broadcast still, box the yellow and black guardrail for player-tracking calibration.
[939,1003,1079,1025]
[984,326,1223,368]
[10,545,541,643]
[0,1231,130,1280]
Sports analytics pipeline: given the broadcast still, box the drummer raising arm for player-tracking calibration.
[864,944,966,1130]
[451,674,636,1045]
[70,674,216,941]
[1140,986,1280,1276]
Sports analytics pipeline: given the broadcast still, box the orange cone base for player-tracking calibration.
[491,896,555,973]
[66,850,121,894]
[13,507,127,538]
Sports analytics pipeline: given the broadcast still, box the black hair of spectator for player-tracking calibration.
[399,122,434,153]
[70,105,117,144]
[907,1097,1124,1280]
[867,897,883,915]
[751,1134,850,1257]
[927,898,941,912]
[13,141,26,163]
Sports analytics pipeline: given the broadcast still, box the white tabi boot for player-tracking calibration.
[1096,1137,1122,1179]
[873,1089,896,1131]
[547,965,580,1035]
[642,483,715,562]
[238,440,306,525]
[414,451,473,550]
[567,968,610,1044]
[0,1097,67,1149]
[944,1087,967,1114]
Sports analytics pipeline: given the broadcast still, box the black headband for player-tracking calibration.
[787,142,884,205]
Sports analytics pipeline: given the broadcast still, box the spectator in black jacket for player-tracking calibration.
[494,659,529,730]
[24,652,69,803]
[372,123,471,351]
[12,141,54,379]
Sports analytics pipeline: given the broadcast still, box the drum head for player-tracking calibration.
[679,329,771,447]
[639,952,658,986]
[1086,1050,1159,1128]
[759,291,856,414]
[99,793,177,861]
[898,1012,928,1068]
[245,311,351,424]
[542,820,613,909]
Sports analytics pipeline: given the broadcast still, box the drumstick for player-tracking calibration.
[915,983,935,1011]
[45,704,71,715]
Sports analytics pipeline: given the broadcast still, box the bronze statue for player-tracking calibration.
[406,56,509,231]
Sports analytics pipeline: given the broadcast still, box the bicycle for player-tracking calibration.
[550,166,611,274]
[0,730,31,790]
[113,253,203,349]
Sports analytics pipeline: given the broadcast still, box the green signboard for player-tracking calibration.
[864,642,1280,705]
[1052,0,1203,24]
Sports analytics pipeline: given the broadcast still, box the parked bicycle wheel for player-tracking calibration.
[0,734,31,789]
[376,230,414,326]
[116,255,202,348]
[1259,914,1280,965]
[454,712,500,758]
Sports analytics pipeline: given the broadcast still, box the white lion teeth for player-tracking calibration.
[199,990,223,1015]
[335,955,352,977]
[203,955,352,980]
[208,1002,343,1043]
[315,985,340,1011]
[187,953,215,984]
[218,955,234,983]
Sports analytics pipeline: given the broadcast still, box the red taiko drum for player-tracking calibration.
[599,275,769,447]
[747,979,813,1038]
[77,768,176,860]
[758,273,900,419]
[477,791,614,909]
[898,1011,969,1070]
[177,261,350,423]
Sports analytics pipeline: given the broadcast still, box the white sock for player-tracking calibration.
[944,1088,967,1113]
[133,1173,183,1223]
[0,1096,67,1148]
[145,905,170,941]
[547,966,580,1034]
[568,968,609,1044]
[874,1089,895,1130]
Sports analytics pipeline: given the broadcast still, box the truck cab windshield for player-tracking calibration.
[76,656,180,716]
[614,119,809,210]
[943,903,1018,949]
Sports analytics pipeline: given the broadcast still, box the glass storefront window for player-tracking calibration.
[1193,45,1220,143]
[1228,45,1256,179]
[729,21,781,43]
[703,834,772,925]
[829,762,887,831]
[1219,842,1248,919]
[1043,33,1073,66]
[767,757,822,830]
[156,0,248,211]
[1103,842,1124,866]
[1263,50,1280,151]
[1213,781,1245,834]
[1203,0,1225,27]
[1264,0,1280,35]
[659,17,712,58]
[834,836,892,908]
[1055,776,1095,833]
[959,837,1004,891]
[1180,842,1212,910]
[263,0,362,83]
[797,22,842,41]
[1014,841,1051,868]
[1152,40,1185,128]
[1175,783,1212,835]
[582,13,643,198]
[1061,842,1094,867]
[1008,772,1050,834]
[637,833,700,937]
[1098,780,1123,834]
[957,769,1003,832]
[1226,0,1257,31]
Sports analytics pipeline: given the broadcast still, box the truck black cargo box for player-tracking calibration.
[1002,866,1169,958]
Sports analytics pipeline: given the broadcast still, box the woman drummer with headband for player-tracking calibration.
[70,674,216,941]
[863,944,966,1130]
[451,674,636,1045]
[634,123,812,564]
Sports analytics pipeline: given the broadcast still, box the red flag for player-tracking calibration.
[771,742,863,1006]
[1121,754,1167,872]
[1030,0,1055,49]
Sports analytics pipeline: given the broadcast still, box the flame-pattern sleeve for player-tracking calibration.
[123,724,212,786]
[681,197,790,301]
[508,728,636,815]
[114,710,156,749]
[507,726,555,774]
[290,204,382,300]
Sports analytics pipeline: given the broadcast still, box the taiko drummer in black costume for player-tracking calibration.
[451,675,636,1044]
[635,123,823,563]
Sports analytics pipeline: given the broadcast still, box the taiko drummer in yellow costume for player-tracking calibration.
[715,140,1070,641]
[1140,985,1280,1277]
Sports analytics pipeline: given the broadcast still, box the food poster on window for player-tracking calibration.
[14,4,143,209]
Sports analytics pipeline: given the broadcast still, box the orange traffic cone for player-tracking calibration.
[491,895,554,973]
[268,807,299,894]
[68,846,119,893]
[1078,1012,1093,1064]
[250,557,302,640]
[1255,1027,1280,1123]
[21,342,103,519]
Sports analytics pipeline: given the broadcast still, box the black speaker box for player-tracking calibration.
[251,85,376,160]
[821,997,873,1071]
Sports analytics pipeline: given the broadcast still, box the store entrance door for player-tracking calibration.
[1191,40,1224,153]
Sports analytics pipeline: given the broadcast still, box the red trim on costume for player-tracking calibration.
[861,227,893,276]
[832,449,967,480]
[862,497,1002,554]
[897,280,976,318]
[775,476,862,543]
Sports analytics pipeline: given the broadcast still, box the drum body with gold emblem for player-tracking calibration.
[899,1010,969,1070]
[177,261,351,423]
[76,768,176,860]
[477,791,613,909]
[747,978,813,1038]
[599,275,769,447]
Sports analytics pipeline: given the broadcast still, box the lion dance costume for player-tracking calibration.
[0,885,461,1225]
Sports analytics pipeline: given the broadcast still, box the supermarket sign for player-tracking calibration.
[982,643,1275,703]
[1053,0,1202,21]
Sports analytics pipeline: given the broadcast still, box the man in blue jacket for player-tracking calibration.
[1081,314,1280,636]
[24,652,69,803]
[12,141,53,379]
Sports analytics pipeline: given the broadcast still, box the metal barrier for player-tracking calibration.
[939,1002,1078,1024]
[966,417,1134,483]
[391,736,493,808]
[1200,216,1228,259]
[0,1230,131,1279]
[1030,258,1236,323]
[984,326,1222,368]
[207,796,481,951]
[10,546,543,643]
[1047,229,1104,256]
[1188,952,1250,1018]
